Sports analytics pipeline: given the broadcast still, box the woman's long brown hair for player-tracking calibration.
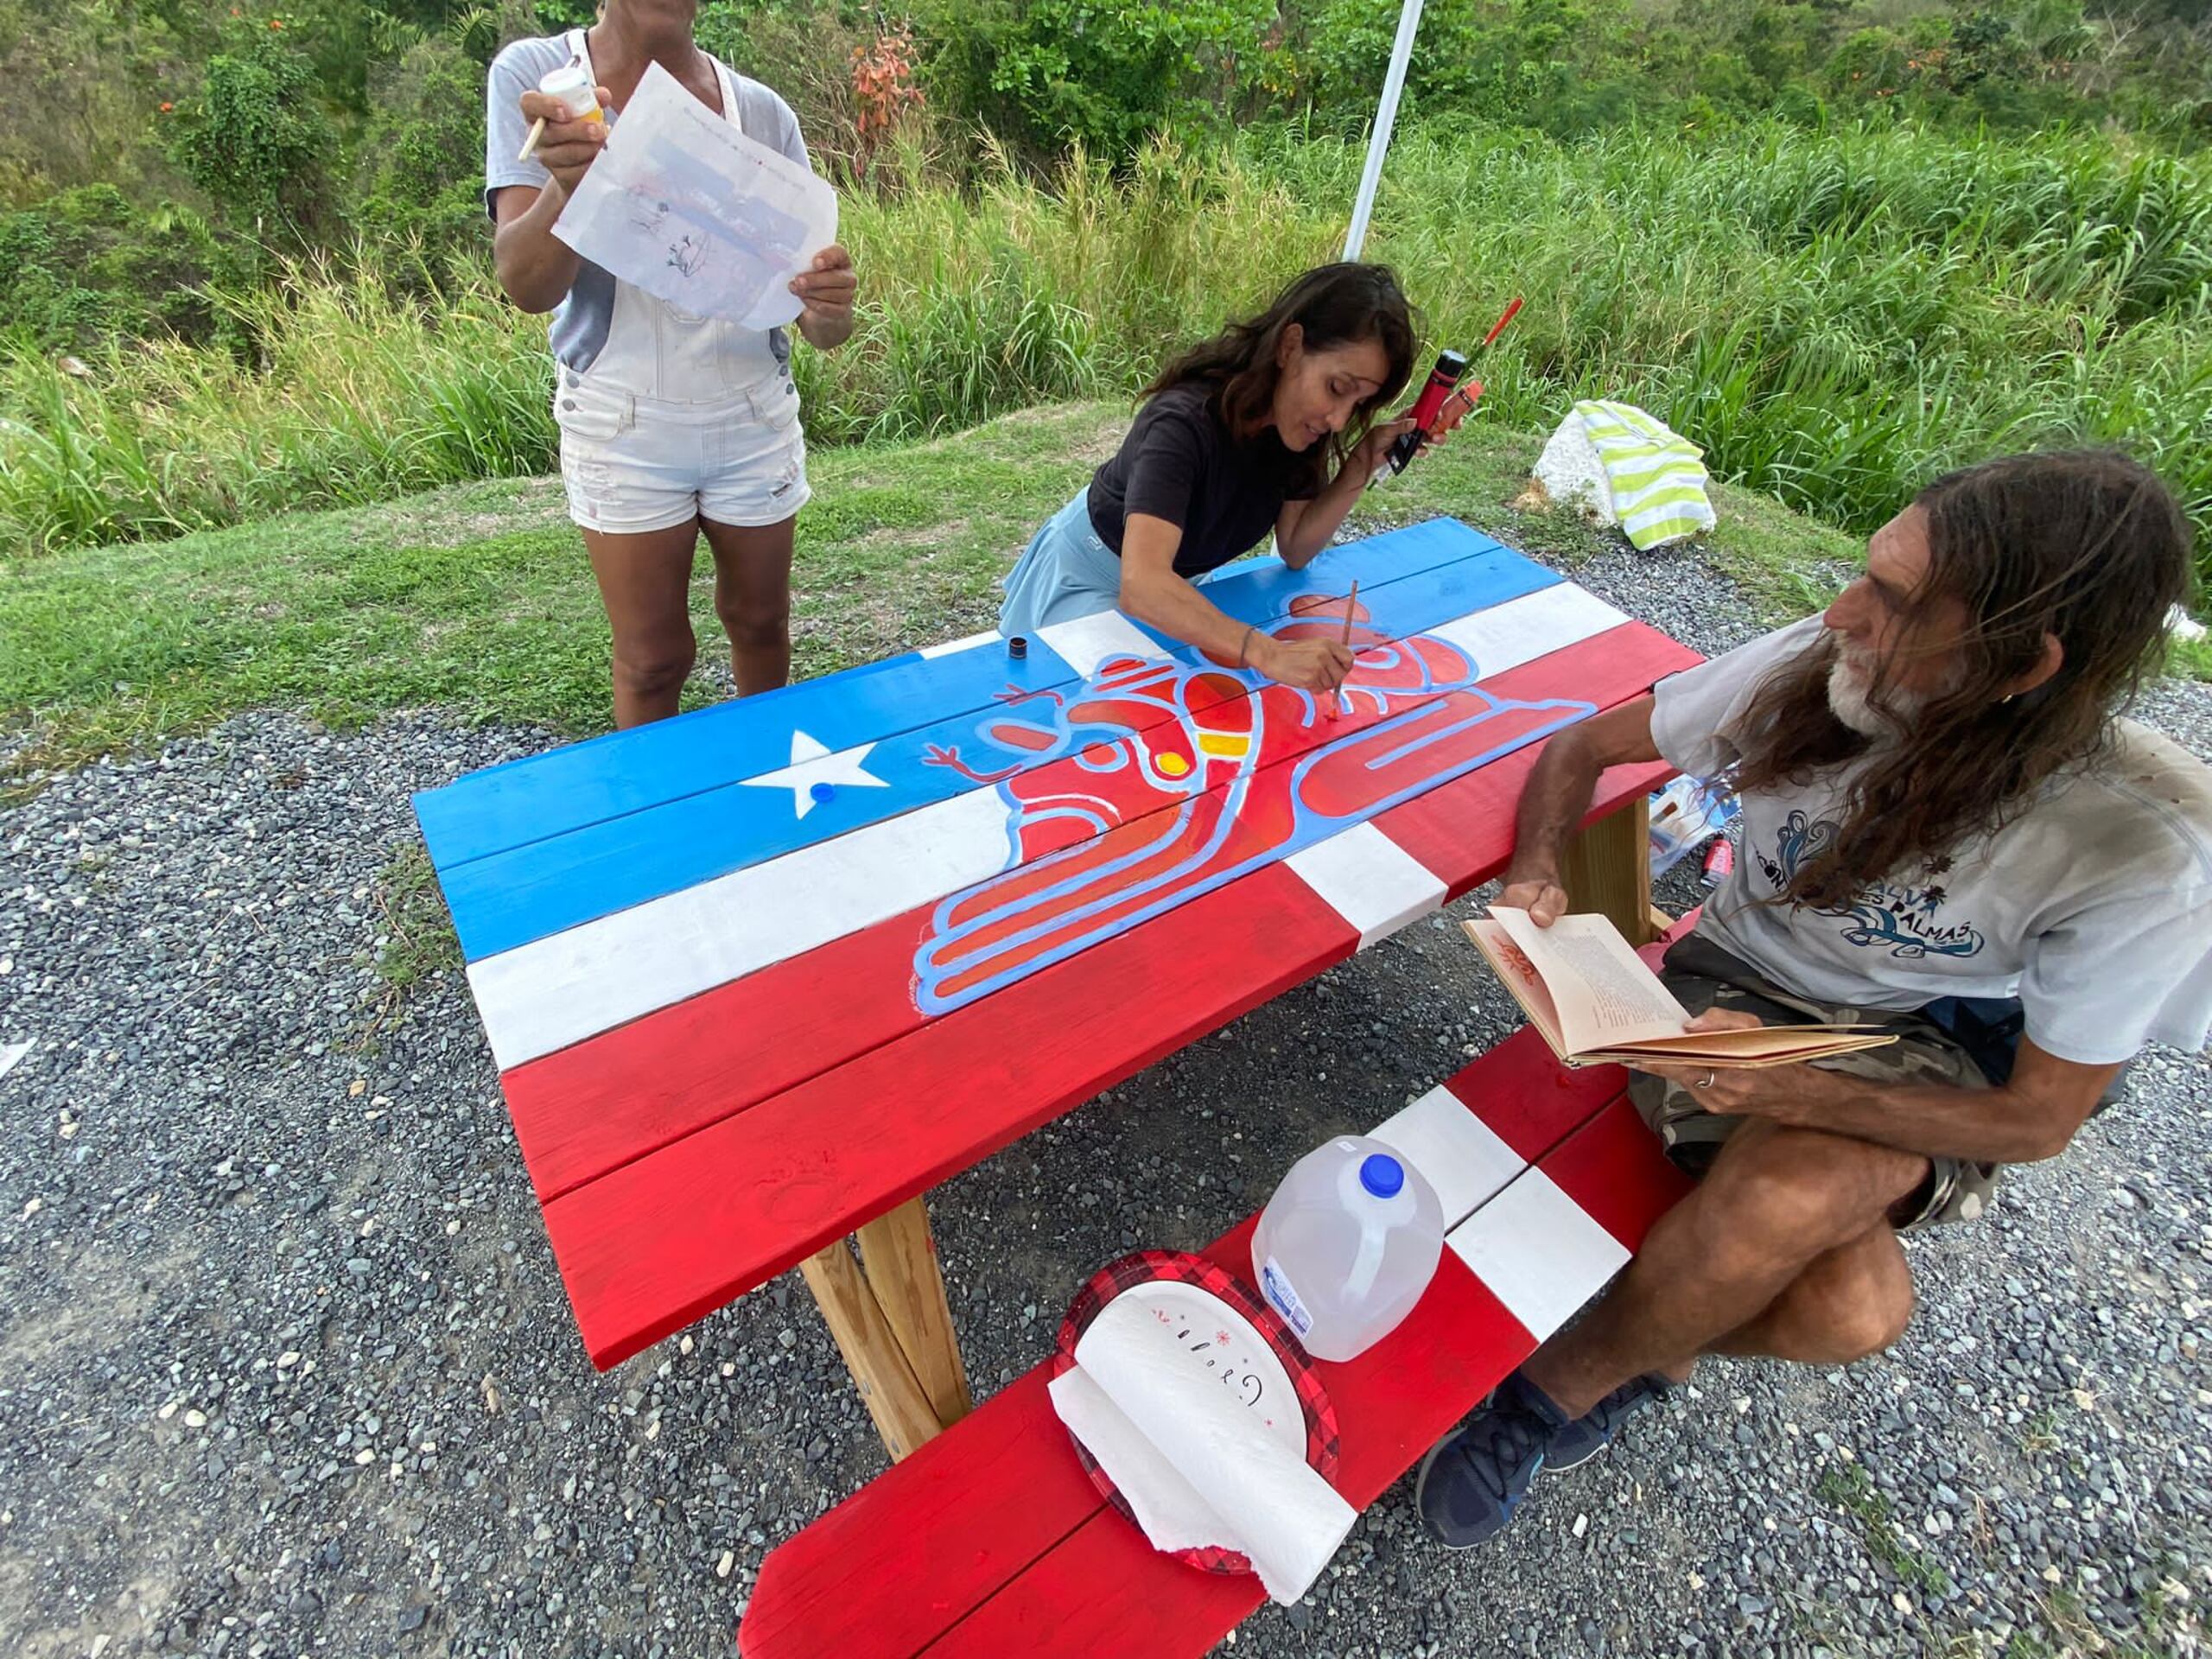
[1143,263,1416,496]
[1726,449,2194,910]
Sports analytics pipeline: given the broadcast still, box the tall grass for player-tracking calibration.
[2,118,2207,588]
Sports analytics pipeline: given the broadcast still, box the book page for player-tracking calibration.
[1463,919,1571,1058]
[1593,1027,1897,1066]
[1490,907,1690,1056]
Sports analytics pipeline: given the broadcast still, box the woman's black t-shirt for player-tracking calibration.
[1087,384,1319,577]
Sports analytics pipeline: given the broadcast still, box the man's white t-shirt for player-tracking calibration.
[1651,617,2212,1065]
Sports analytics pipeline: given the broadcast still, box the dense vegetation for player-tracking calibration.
[0,0,2207,581]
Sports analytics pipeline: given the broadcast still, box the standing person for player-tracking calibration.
[484,0,859,726]
[1413,449,2212,1548]
[1000,264,1421,695]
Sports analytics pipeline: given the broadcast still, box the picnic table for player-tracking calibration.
[412,517,1700,1464]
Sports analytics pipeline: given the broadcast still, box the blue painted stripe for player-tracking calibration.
[412,636,1079,872]
[412,518,1503,871]
[435,537,1557,961]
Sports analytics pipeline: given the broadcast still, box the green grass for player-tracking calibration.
[353,840,464,1048]
[0,399,1864,778]
[1817,1459,1954,1597]
[3,116,2208,605]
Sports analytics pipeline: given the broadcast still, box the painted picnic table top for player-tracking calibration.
[412,518,1702,1370]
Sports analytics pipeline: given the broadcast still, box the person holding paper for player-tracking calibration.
[483,1,858,725]
[998,264,1425,696]
[1415,449,2212,1548]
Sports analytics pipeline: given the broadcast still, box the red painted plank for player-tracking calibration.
[1370,626,1696,899]
[739,1369,1092,1659]
[509,625,1699,1209]
[918,1248,1544,1658]
[915,1097,1681,1659]
[1439,1026,1627,1166]
[1538,1094,1694,1253]
[543,866,1357,1369]
[738,1075,1637,1659]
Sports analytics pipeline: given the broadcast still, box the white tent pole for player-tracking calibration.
[1341,0,1425,262]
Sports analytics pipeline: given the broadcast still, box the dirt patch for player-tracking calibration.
[380,478,569,550]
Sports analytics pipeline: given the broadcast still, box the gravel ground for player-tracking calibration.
[2,556,2209,1659]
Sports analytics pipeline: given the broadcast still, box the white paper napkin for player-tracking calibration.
[1046,1293,1356,1604]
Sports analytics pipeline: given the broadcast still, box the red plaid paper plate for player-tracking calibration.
[1050,1249,1342,1576]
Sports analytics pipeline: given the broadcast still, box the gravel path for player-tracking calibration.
[1,559,2208,1659]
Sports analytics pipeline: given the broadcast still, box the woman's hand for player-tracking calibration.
[1349,416,1420,480]
[1250,632,1354,694]
[520,86,613,199]
[792,245,858,348]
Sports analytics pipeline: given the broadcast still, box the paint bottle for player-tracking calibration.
[539,61,603,124]
[1702,837,1734,887]
[1253,1136,1444,1361]
[1384,349,1471,474]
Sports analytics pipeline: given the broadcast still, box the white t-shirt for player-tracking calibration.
[1651,617,2212,1065]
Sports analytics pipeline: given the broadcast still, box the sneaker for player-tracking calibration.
[1543,1374,1670,1473]
[1414,1372,1570,1548]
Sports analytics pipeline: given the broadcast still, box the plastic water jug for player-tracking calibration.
[1252,1136,1446,1362]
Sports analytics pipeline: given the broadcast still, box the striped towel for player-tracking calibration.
[1557,401,1716,550]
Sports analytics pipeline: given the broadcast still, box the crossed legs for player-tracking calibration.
[1521,1118,1926,1418]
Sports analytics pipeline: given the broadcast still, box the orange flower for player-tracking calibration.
[269,16,282,27]
[160,100,174,112]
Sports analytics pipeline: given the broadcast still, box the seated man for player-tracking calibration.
[1416,448,2212,1548]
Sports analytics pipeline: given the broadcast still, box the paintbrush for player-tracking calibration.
[518,61,601,163]
[1332,578,1359,719]
[1427,296,1523,435]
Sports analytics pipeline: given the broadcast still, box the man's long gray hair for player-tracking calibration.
[1726,449,2194,910]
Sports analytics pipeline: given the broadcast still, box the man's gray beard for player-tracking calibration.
[1827,653,1925,739]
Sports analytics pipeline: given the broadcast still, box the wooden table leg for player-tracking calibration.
[1561,793,1655,945]
[798,1194,972,1462]
[858,1197,973,1428]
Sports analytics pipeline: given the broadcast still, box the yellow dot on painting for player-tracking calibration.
[1156,753,1191,778]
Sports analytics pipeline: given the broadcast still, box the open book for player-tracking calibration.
[1463,907,1897,1070]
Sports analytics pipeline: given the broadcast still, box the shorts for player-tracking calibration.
[997,491,1124,638]
[1633,931,2004,1230]
[553,375,810,536]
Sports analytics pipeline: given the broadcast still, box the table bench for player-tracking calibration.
[411,518,1700,1465]
[737,1021,1695,1656]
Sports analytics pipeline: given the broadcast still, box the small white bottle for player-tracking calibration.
[538,61,604,124]
[1252,1135,1445,1362]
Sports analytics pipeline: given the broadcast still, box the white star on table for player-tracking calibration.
[741,729,890,819]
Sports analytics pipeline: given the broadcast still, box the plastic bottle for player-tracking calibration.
[1252,1136,1445,1362]
[539,61,604,123]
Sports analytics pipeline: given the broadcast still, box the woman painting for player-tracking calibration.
[1000,264,1420,694]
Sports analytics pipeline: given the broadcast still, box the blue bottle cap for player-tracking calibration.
[810,781,836,804]
[1359,1153,1405,1198]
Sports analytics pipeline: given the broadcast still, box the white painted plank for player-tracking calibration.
[1036,611,1160,678]
[1283,823,1446,948]
[467,786,1012,1070]
[1427,583,1630,680]
[1446,1167,1630,1342]
[1370,1084,1526,1230]
[918,629,1001,660]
